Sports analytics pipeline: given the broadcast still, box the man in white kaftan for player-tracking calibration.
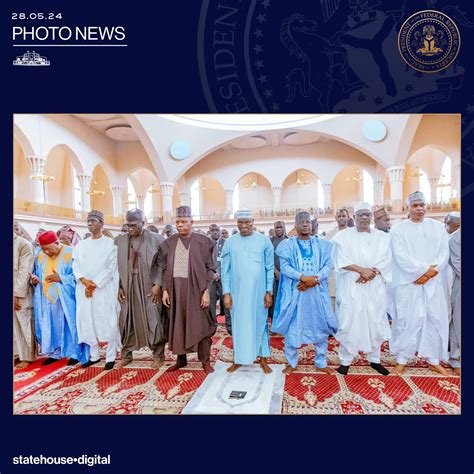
[72,210,121,370]
[332,202,391,376]
[390,191,451,376]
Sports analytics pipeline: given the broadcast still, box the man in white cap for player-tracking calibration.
[221,208,275,374]
[73,210,121,370]
[390,191,451,375]
[445,211,460,235]
[331,202,392,376]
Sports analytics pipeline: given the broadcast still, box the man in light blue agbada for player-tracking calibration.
[32,231,89,366]
[221,209,274,374]
[273,212,338,374]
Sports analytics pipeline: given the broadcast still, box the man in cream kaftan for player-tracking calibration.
[332,202,391,376]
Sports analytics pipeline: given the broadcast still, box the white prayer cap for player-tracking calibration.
[406,191,426,206]
[354,201,372,213]
[235,208,253,220]
[448,211,461,221]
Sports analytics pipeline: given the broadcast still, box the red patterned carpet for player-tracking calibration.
[14,323,460,415]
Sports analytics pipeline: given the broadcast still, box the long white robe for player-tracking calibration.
[332,228,392,360]
[448,228,461,367]
[389,218,449,363]
[72,236,121,346]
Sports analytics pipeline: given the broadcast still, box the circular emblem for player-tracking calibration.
[398,10,460,73]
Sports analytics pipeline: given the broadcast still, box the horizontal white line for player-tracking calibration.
[13,44,128,47]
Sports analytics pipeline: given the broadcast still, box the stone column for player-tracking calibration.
[77,174,92,212]
[427,176,440,204]
[387,166,405,212]
[179,191,190,206]
[160,182,175,222]
[322,183,332,210]
[110,185,124,217]
[271,186,282,214]
[224,188,234,217]
[373,179,386,206]
[136,194,146,211]
[24,155,46,203]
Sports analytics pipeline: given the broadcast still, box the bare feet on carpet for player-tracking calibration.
[227,363,242,373]
[15,361,30,369]
[202,363,215,374]
[151,358,165,370]
[317,367,336,375]
[391,364,407,375]
[283,365,295,375]
[115,359,132,369]
[259,358,273,374]
[428,364,453,376]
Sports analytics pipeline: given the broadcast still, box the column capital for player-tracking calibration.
[386,166,405,183]
[160,182,175,197]
[271,185,282,191]
[76,174,92,189]
[110,184,124,193]
[24,154,46,176]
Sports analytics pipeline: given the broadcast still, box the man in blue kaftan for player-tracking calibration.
[221,209,274,374]
[273,212,338,375]
[32,231,88,366]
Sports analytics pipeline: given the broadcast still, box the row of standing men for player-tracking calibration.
[13,192,460,379]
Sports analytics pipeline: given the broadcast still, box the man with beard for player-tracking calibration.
[374,207,391,233]
[115,209,166,369]
[273,212,337,375]
[332,203,392,376]
[161,206,216,374]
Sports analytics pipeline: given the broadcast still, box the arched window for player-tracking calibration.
[317,180,324,209]
[419,170,431,204]
[437,156,452,203]
[144,187,153,221]
[190,180,200,219]
[127,179,137,210]
[362,170,374,205]
[232,183,239,215]
[73,168,82,211]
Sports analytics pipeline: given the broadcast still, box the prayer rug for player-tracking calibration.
[13,325,460,415]
[182,361,284,414]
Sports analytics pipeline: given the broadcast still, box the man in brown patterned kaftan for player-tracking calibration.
[161,206,216,374]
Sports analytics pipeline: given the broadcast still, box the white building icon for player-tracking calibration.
[13,51,50,66]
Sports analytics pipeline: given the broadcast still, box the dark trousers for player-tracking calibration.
[268,277,280,320]
[210,279,232,335]
[177,336,212,366]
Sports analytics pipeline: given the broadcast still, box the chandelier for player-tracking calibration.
[408,166,423,178]
[148,184,160,193]
[346,168,361,182]
[29,116,55,183]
